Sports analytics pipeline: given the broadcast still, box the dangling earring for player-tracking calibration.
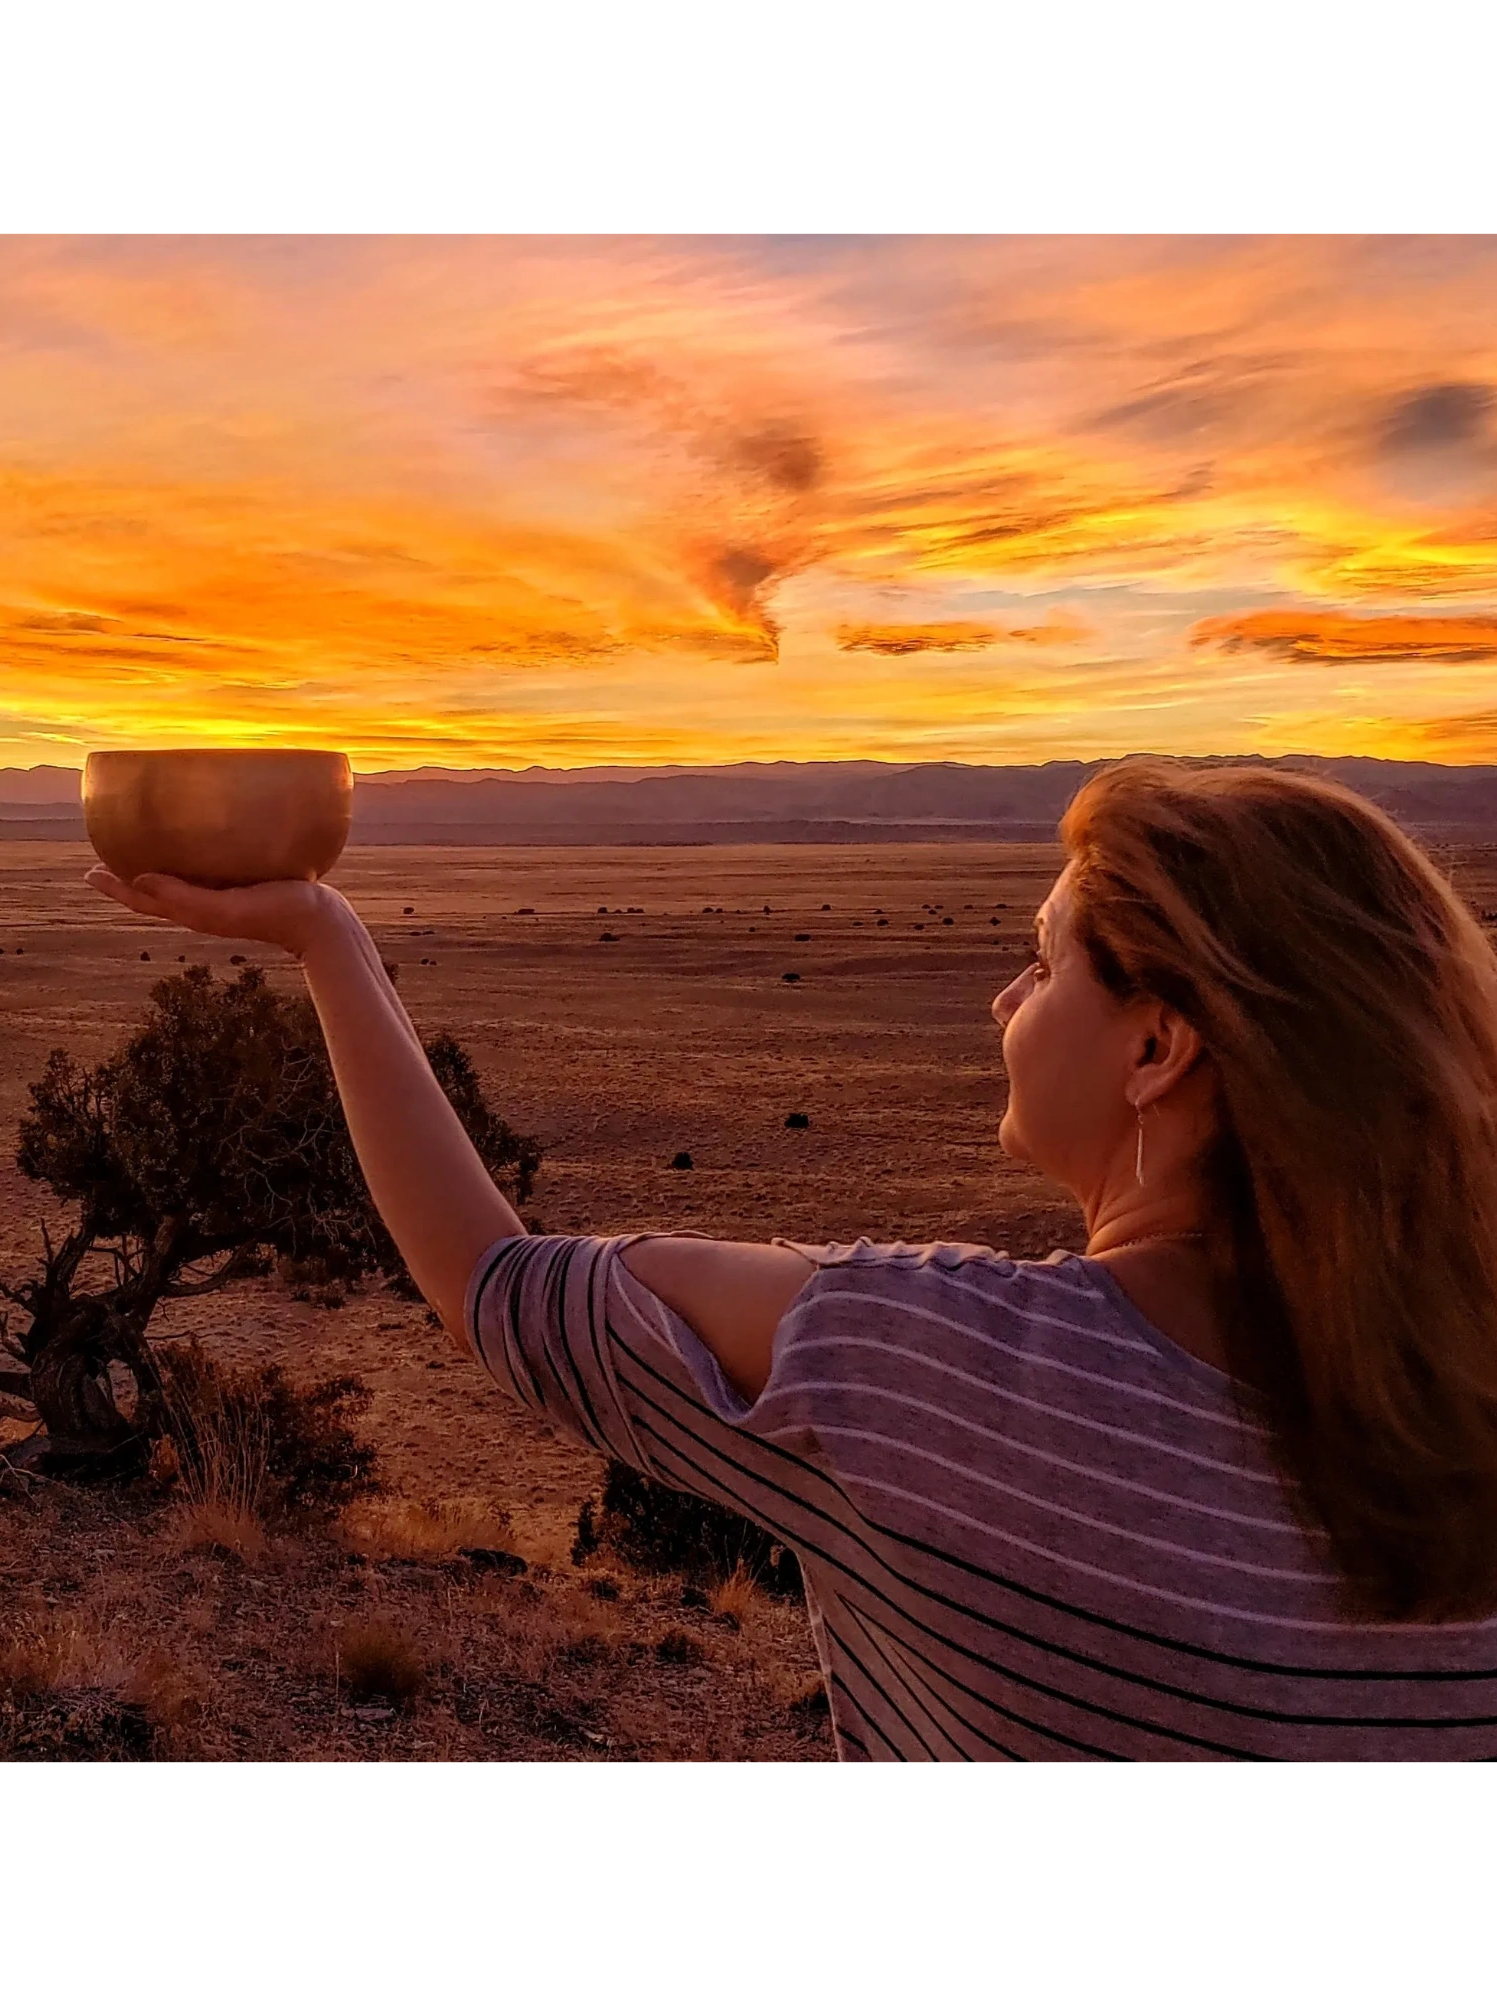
[1135,1102,1146,1187]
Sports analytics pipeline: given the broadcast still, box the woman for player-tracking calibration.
[87,755,1497,1760]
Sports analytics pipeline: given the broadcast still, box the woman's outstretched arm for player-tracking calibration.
[294,894,526,1335]
[82,866,816,1393]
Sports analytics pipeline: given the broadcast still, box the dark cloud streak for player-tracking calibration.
[1381,382,1495,455]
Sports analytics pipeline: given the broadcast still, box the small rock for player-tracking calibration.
[599,931,618,943]
[598,904,608,914]
[229,953,246,965]
[140,951,150,961]
[517,906,535,914]
[669,1150,693,1170]
[943,916,954,925]
[821,903,831,910]
[785,1112,810,1128]
[794,931,810,941]
[782,971,801,983]
[460,1546,528,1577]
[877,918,888,926]
[351,1705,395,1723]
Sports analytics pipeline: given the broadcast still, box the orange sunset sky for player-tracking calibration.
[4,234,1497,771]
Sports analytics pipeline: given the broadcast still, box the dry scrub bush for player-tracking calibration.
[334,1617,426,1708]
[339,1494,516,1564]
[153,1336,377,1531]
[572,1461,802,1597]
[0,1613,204,1760]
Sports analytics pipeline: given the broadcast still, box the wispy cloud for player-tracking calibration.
[1189,608,1497,665]
[836,612,1091,655]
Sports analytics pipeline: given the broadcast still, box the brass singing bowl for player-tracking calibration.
[82,749,353,889]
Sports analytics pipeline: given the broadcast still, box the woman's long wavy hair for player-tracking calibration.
[1059,755,1497,1622]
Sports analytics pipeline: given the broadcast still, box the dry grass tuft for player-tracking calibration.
[334,1616,426,1708]
[2,1612,166,1702]
[155,1342,272,1563]
[338,1494,516,1563]
[169,1495,268,1564]
[708,1562,760,1629]
[1,1619,79,1702]
[121,1645,206,1732]
[655,1625,707,1667]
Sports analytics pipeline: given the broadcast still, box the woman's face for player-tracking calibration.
[991,860,1142,1196]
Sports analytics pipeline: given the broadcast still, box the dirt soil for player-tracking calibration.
[3,836,1493,1759]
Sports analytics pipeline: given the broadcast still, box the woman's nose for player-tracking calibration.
[991,969,1028,1027]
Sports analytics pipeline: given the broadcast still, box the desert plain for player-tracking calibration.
[3,835,1495,1760]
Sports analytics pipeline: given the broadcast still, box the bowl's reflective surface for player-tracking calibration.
[82,749,353,888]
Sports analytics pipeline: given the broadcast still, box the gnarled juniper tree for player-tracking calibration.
[0,961,540,1478]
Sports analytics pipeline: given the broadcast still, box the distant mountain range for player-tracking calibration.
[5,755,1497,844]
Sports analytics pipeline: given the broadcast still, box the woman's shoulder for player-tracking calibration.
[768,1233,1115,1333]
[765,1235,1238,1424]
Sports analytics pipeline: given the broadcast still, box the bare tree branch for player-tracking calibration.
[162,1243,263,1299]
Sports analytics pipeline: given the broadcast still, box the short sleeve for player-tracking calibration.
[464,1227,823,1462]
[461,1228,1018,1568]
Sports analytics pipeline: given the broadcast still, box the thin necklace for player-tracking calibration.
[1091,1229,1209,1252]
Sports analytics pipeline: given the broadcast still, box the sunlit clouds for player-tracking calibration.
[3,235,1497,767]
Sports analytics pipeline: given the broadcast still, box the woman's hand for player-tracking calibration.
[84,865,348,959]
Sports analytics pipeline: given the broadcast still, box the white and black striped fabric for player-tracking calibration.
[464,1230,1497,1760]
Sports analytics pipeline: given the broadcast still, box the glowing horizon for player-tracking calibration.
[5,235,1497,770]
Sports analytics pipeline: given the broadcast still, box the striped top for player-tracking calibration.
[464,1228,1497,1760]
